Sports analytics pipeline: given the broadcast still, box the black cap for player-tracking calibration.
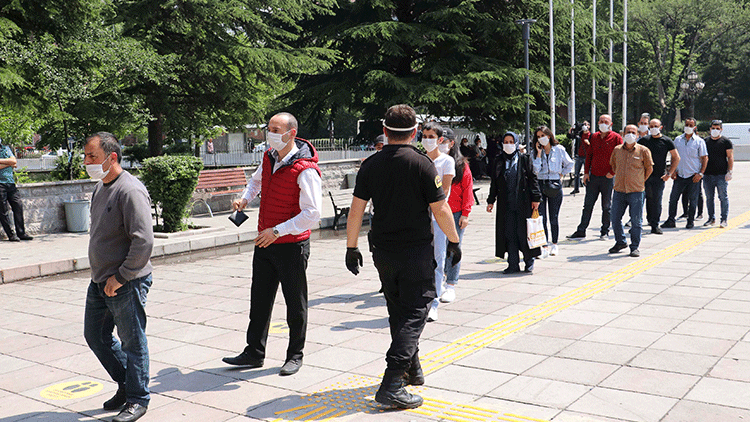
[374,134,386,145]
[443,128,456,141]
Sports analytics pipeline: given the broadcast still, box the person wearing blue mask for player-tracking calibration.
[486,132,542,274]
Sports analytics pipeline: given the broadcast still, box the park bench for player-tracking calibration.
[329,189,354,230]
[192,168,248,217]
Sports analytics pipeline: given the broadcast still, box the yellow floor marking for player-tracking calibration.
[274,403,317,415]
[270,210,750,421]
[294,406,327,420]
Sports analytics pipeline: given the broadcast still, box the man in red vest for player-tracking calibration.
[223,112,322,376]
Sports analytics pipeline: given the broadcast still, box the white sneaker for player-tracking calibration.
[427,307,438,322]
[440,287,456,303]
[541,247,550,259]
[550,244,558,256]
[599,234,608,241]
[720,220,728,228]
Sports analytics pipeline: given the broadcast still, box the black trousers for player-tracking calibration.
[244,239,310,362]
[371,242,436,371]
[0,183,26,239]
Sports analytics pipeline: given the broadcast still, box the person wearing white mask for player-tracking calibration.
[662,117,707,230]
[421,122,455,322]
[637,118,679,234]
[568,114,623,240]
[83,132,153,422]
[637,113,651,138]
[225,112,322,377]
[608,125,653,257]
[532,126,574,257]
[487,132,541,274]
[703,120,734,228]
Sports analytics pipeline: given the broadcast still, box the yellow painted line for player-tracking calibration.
[294,406,327,420]
[420,210,750,374]
[308,407,339,420]
[504,413,552,422]
[320,409,348,420]
[443,409,487,421]
[274,403,317,415]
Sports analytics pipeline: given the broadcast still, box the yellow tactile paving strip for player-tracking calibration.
[271,210,750,421]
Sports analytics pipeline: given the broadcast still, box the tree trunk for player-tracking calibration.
[148,114,164,157]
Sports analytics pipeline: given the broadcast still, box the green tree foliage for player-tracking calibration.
[628,0,750,129]
[50,150,87,181]
[140,155,203,232]
[113,0,337,157]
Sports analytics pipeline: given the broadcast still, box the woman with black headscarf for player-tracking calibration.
[486,132,542,274]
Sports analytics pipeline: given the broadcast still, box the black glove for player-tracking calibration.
[346,247,363,275]
[446,241,462,266]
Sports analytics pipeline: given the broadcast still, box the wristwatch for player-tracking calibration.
[698,172,703,177]
[272,228,280,238]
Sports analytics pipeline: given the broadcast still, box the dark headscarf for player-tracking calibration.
[501,131,520,159]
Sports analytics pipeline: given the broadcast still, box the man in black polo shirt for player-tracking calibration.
[638,118,680,234]
[703,120,734,228]
[344,104,461,410]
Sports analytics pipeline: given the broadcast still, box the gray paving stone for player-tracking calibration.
[427,365,514,396]
[649,333,735,356]
[661,399,750,422]
[685,377,750,410]
[629,349,720,376]
[486,375,591,408]
[556,340,643,365]
[568,386,678,422]
[599,366,699,398]
[456,348,547,374]
[523,356,618,386]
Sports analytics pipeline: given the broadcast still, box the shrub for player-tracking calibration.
[50,150,87,181]
[14,166,33,184]
[141,155,203,233]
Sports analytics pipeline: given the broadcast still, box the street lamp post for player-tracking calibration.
[680,69,705,119]
[517,19,537,150]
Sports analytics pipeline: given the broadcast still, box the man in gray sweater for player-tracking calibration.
[83,132,153,422]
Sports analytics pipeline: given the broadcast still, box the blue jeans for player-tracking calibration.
[444,211,466,285]
[576,175,613,236]
[667,176,700,223]
[703,174,729,221]
[84,274,152,407]
[644,177,665,228]
[539,185,563,244]
[611,191,644,250]
[432,219,447,310]
[573,156,585,190]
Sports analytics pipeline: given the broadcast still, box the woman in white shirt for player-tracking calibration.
[422,122,455,323]
[532,126,574,257]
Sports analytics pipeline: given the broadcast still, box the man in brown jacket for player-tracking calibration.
[608,124,653,257]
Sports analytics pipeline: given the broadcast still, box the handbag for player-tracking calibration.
[541,179,562,197]
[526,209,547,249]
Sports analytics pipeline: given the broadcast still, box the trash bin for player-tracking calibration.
[63,200,90,232]
[346,173,357,189]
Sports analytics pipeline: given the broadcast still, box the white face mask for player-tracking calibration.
[267,130,291,151]
[538,136,549,146]
[639,124,648,133]
[684,126,694,135]
[711,129,722,138]
[599,123,611,133]
[649,127,661,136]
[383,137,388,145]
[582,125,589,132]
[503,143,517,154]
[438,142,451,154]
[421,137,438,152]
[86,156,112,180]
[624,133,638,144]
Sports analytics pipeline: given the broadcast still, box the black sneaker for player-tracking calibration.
[651,226,663,235]
[686,221,694,229]
[103,389,126,411]
[567,231,586,239]
[18,234,33,240]
[113,403,147,422]
[703,219,716,227]
[608,243,628,254]
[660,220,676,229]
[8,236,20,242]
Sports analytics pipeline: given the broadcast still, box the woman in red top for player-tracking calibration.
[440,129,473,303]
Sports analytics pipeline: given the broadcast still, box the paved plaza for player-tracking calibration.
[2,163,750,422]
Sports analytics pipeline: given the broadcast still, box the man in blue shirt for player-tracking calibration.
[0,139,32,241]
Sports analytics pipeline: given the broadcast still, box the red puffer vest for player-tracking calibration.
[258,138,321,244]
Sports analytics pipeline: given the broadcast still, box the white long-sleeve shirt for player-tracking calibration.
[241,144,322,236]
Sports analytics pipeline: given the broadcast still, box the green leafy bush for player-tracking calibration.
[141,155,203,233]
[50,151,87,181]
[14,166,33,184]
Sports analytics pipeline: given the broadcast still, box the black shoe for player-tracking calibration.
[523,262,534,273]
[660,220,676,229]
[696,214,703,220]
[103,389,127,411]
[703,219,716,227]
[567,231,586,239]
[113,403,147,422]
[651,226,663,234]
[18,234,33,240]
[608,243,628,253]
[686,221,694,229]
[279,359,302,376]
[8,236,20,242]
[677,213,687,220]
[222,352,263,367]
[570,189,580,194]
[629,249,640,257]
[375,369,423,409]
[502,267,520,275]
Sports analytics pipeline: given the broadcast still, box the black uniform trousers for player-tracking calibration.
[371,242,436,371]
[0,183,27,239]
[244,239,310,362]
